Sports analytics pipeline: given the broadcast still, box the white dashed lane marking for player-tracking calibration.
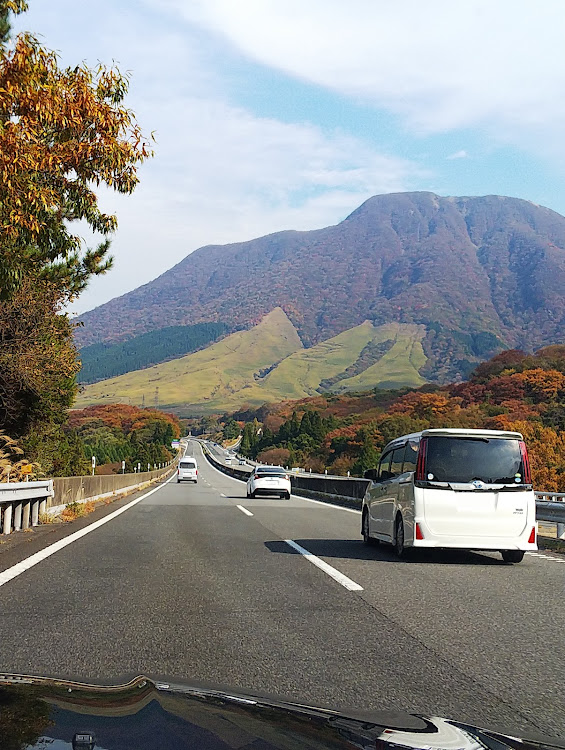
[526,551,565,563]
[284,539,363,592]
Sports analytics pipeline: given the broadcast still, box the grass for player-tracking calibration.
[60,500,96,521]
[261,321,382,400]
[330,323,427,393]
[76,311,428,415]
[76,307,303,411]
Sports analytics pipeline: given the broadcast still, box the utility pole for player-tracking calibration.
[155,387,159,409]
[141,393,145,408]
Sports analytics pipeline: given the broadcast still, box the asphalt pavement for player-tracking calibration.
[0,439,564,739]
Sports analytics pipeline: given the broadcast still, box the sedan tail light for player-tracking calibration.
[254,474,260,480]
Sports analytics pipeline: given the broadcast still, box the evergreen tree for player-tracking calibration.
[351,434,380,477]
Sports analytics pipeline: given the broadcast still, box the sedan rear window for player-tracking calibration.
[425,437,525,484]
[255,467,287,477]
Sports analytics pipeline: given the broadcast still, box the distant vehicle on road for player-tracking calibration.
[362,428,537,562]
[247,466,291,499]
[177,458,198,483]
[239,459,245,465]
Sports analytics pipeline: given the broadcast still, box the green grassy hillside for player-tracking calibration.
[76,307,303,412]
[76,310,428,415]
[331,323,426,392]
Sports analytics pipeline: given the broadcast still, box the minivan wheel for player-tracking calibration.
[394,515,406,558]
[362,511,375,545]
[501,550,525,564]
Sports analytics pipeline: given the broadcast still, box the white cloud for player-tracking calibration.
[167,0,565,156]
[446,150,468,160]
[76,95,422,314]
[14,1,426,315]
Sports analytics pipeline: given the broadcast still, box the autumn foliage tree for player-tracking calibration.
[0,1,152,473]
[236,345,565,488]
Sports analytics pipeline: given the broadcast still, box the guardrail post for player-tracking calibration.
[2,503,12,534]
[22,501,30,530]
[39,498,47,517]
[13,501,22,531]
[31,500,39,526]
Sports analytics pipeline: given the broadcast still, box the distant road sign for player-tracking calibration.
[171,440,180,449]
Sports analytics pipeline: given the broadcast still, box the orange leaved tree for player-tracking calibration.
[0,1,152,474]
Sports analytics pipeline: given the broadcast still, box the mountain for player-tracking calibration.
[75,311,426,414]
[76,192,565,383]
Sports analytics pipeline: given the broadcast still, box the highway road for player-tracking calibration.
[0,439,564,739]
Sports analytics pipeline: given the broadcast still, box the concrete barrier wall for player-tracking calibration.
[201,445,367,508]
[290,474,369,500]
[51,464,176,508]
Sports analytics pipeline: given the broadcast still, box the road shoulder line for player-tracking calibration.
[0,473,176,589]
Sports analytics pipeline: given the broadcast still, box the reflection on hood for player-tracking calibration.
[0,674,563,750]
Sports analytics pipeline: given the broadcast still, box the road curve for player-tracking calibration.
[0,439,563,738]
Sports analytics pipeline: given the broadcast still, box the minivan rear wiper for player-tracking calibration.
[458,437,490,443]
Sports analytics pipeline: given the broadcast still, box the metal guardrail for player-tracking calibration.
[0,457,180,536]
[535,492,565,539]
[0,481,54,535]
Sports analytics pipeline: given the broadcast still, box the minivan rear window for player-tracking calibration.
[180,461,196,469]
[425,437,525,484]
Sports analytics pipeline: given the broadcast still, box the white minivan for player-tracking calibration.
[361,428,537,563]
[177,458,198,483]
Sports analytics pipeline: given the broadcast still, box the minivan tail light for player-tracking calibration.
[528,526,536,544]
[519,441,531,484]
[415,438,427,481]
[415,523,424,540]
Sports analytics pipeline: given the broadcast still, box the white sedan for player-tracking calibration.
[246,466,291,499]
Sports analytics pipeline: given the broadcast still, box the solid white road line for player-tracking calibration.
[236,505,254,517]
[0,473,176,589]
[284,539,363,591]
[298,496,361,514]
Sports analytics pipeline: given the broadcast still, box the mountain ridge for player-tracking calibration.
[76,191,565,382]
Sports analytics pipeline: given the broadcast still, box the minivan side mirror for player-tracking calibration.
[364,468,378,480]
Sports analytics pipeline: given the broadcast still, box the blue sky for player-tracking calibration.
[14,0,565,313]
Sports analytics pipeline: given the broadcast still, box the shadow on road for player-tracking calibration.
[264,538,508,565]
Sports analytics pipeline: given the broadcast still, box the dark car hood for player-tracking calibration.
[0,673,563,750]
